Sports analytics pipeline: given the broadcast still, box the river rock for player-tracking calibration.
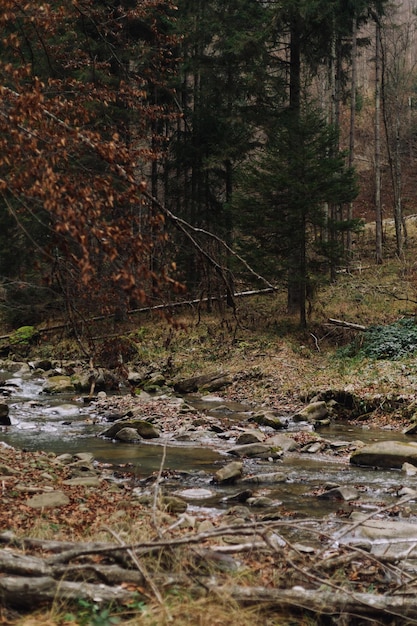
[54,453,76,465]
[226,443,282,459]
[318,486,359,501]
[26,490,70,508]
[250,411,287,430]
[174,488,217,503]
[30,358,53,371]
[350,440,417,469]
[0,402,11,425]
[100,419,160,440]
[222,490,253,503]
[247,496,276,507]
[266,433,298,452]
[42,375,75,394]
[114,427,142,442]
[214,461,243,484]
[74,452,95,464]
[142,372,166,391]
[240,471,287,485]
[293,401,328,423]
[300,441,324,454]
[236,431,264,445]
[402,462,417,476]
[343,515,417,550]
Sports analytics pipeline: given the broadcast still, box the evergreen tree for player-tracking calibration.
[165,0,275,294]
[233,108,358,327]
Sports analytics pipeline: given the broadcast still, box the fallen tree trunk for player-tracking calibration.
[0,288,275,341]
[328,318,367,331]
[0,548,144,585]
[0,575,143,610]
[214,585,417,621]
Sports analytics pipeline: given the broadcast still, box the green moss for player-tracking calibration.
[9,325,39,346]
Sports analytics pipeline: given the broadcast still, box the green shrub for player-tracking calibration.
[339,318,417,360]
[9,325,39,346]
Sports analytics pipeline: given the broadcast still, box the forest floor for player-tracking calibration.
[3,220,417,625]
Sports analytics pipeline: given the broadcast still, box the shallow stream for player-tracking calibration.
[1,369,416,521]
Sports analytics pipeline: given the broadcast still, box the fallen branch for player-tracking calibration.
[328,318,368,331]
[0,288,276,341]
[211,585,417,622]
[0,575,142,610]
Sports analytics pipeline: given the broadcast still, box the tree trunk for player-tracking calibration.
[375,20,383,265]
[287,11,306,327]
[346,15,358,260]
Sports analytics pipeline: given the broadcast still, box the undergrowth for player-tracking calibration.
[338,317,417,360]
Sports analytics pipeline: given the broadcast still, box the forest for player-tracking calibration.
[5,3,417,626]
[1,0,415,335]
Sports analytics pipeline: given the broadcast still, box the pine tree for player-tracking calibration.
[233,108,358,327]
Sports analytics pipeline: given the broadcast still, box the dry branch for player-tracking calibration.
[0,288,275,341]
[212,585,417,622]
[2,515,417,621]
[0,575,142,610]
[328,318,368,331]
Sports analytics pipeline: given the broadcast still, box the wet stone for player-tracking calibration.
[214,461,243,484]
[240,472,287,485]
[222,490,253,503]
[318,486,359,501]
[247,496,277,508]
[115,427,142,442]
[226,443,282,459]
[236,431,264,445]
[174,488,217,503]
[250,411,287,430]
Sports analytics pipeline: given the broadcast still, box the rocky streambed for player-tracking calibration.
[3,359,417,552]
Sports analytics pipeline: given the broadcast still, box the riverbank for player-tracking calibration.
[2,261,417,624]
[2,343,417,625]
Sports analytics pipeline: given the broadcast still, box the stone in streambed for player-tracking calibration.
[293,401,328,423]
[317,486,359,501]
[114,427,142,443]
[250,411,287,430]
[350,440,417,469]
[266,433,298,452]
[235,431,264,445]
[0,402,11,425]
[240,471,287,485]
[226,443,282,459]
[42,376,75,394]
[214,461,243,484]
[174,488,217,503]
[100,419,160,440]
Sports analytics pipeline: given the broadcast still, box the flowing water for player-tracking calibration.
[1,368,416,520]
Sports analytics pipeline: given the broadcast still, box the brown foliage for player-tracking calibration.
[0,0,182,321]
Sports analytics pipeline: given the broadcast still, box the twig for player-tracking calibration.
[310,333,320,351]
[100,525,169,620]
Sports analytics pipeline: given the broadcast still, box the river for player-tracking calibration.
[0,367,415,521]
